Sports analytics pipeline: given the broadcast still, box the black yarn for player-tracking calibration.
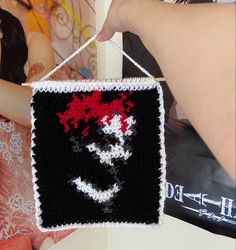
[32,88,163,229]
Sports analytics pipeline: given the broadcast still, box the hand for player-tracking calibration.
[97,0,147,42]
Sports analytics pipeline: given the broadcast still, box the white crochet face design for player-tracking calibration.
[70,113,136,212]
[86,114,136,167]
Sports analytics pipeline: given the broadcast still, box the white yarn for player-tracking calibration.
[108,39,154,78]
[86,114,136,167]
[30,79,167,231]
[40,35,98,81]
[40,34,154,81]
[32,78,157,93]
[72,177,120,204]
[30,31,166,231]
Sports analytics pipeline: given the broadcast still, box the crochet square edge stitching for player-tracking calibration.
[30,78,166,232]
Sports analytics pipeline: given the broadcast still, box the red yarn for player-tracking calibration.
[57,91,133,136]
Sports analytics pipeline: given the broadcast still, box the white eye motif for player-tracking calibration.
[86,114,136,167]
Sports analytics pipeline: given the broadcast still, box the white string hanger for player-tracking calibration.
[22,34,166,86]
[40,35,98,81]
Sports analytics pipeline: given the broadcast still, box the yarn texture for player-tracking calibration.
[31,78,166,231]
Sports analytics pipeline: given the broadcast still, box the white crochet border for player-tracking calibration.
[30,77,166,232]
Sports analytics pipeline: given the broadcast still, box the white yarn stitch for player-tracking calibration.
[39,34,154,81]
[32,78,157,93]
[30,102,44,229]
[86,114,135,166]
[30,78,166,232]
[72,177,120,203]
[156,83,167,228]
[87,143,132,167]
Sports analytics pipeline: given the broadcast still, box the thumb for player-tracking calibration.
[97,19,115,42]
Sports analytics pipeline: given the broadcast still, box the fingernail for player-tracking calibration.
[96,32,103,41]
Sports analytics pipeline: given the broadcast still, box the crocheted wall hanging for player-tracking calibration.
[31,78,166,231]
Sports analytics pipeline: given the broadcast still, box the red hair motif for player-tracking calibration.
[57,91,134,137]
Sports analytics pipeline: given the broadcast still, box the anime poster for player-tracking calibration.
[0,0,96,249]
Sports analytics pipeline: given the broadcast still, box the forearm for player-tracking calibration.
[0,80,32,127]
[129,2,235,177]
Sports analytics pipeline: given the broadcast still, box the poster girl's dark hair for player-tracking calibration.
[0,8,28,84]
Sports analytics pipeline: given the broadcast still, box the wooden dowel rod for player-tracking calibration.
[21,77,166,87]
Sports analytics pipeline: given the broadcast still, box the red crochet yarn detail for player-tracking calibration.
[57,91,134,136]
